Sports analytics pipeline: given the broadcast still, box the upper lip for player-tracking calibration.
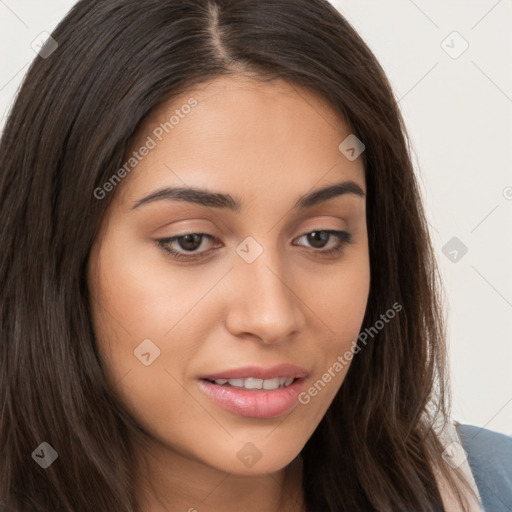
[201,364,309,381]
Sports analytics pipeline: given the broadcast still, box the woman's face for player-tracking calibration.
[87,75,370,476]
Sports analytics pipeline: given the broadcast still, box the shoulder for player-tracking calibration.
[456,422,512,511]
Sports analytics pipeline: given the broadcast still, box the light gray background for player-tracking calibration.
[1,0,511,435]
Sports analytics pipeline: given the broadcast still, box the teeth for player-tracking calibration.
[245,378,264,389]
[213,377,295,390]
[262,377,280,390]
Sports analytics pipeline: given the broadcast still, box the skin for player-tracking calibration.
[87,74,370,512]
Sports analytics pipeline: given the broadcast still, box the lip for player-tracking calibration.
[200,364,309,381]
[198,377,307,419]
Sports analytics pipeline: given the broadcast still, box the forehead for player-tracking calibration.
[144,74,346,135]
[116,74,365,208]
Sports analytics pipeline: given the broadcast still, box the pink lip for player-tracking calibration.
[198,377,307,419]
[200,364,308,381]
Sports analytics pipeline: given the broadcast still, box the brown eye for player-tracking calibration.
[294,230,353,256]
[157,233,218,260]
[305,231,331,248]
[174,234,204,251]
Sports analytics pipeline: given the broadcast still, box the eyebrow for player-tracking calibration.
[131,180,365,211]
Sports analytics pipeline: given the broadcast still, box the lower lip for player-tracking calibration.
[198,378,306,419]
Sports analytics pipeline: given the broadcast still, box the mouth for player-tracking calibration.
[197,364,308,419]
[200,363,308,382]
[202,376,297,390]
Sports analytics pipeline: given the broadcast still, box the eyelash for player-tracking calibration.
[156,230,353,262]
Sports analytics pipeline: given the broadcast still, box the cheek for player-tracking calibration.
[308,244,370,341]
[300,246,370,398]
[87,233,216,392]
[88,231,248,436]
[87,241,217,436]
[89,228,225,342]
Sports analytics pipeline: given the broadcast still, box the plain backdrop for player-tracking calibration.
[1,0,511,435]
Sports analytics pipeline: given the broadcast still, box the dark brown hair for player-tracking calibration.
[0,0,473,510]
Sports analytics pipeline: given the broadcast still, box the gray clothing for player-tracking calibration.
[457,423,512,512]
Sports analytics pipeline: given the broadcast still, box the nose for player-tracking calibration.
[224,250,306,345]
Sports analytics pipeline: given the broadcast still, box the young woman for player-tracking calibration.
[1,1,511,511]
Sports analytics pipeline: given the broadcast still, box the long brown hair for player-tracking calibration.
[0,0,472,510]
